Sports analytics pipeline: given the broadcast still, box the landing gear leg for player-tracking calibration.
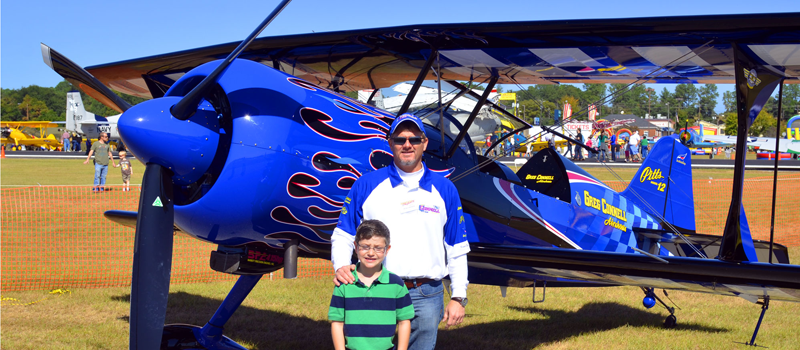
[746,297,770,347]
[641,287,677,328]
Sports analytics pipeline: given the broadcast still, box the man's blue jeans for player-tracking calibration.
[407,280,444,350]
[63,139,71,152]
[94,163,109,188]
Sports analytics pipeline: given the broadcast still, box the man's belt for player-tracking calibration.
[403,278,435,289]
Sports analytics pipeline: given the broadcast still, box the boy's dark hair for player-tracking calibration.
[355,220,390,246]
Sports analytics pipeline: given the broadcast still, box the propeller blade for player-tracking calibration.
[40,43,132,113]
[171,0,292,120]
[130,163,174,350]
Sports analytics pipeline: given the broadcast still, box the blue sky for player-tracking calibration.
[3,0,799,112]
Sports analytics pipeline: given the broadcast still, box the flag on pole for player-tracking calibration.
[588,104,597,121]
[563,101,572,119]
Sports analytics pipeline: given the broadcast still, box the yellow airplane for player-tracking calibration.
[473,134,567,155]
[1,121,63,151]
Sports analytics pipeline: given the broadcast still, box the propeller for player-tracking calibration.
[171,0,292,121]
[122,1,292,348]
[130,163,174,350]
[40,43,132,114]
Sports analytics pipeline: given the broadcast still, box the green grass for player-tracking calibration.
[3,263,800,350]
[1,158,145,186]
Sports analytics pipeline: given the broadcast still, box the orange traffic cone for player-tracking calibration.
[1,147,5,159]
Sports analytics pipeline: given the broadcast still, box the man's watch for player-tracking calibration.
[451,297,468,307]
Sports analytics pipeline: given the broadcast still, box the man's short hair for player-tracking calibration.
[355,220,390,246]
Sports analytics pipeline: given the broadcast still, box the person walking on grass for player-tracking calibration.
[597,130,609,162]
[629,130,642,162]
[116,150,133,192]
[61,130,71,152]
[84,132,116,192]
[641,136,649,159]
[609,133,617,162]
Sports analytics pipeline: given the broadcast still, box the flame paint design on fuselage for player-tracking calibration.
[120,58,666,282]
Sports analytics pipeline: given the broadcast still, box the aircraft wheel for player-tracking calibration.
[664,315,677,329]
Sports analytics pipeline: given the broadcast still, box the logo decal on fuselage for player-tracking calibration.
[583,191,627,224]
[525,174,555,183]
[639,167,663,182]
[640,167,667,192]
[676,153,687,165]
[744,68,761,89]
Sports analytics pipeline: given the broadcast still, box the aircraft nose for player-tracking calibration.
[118,97,221,185]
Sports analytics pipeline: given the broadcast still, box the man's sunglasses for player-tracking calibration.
[391,136,425,145]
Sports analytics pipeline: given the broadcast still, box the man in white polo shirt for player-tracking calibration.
[629,130,642,162]
[331,113,470,350]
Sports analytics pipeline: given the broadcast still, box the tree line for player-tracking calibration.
[4,80,797,138]
[488,83,800,138]
[1,80,146,122]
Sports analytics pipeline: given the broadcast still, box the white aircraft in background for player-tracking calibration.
[358,82,507,141]
[66,91,122,140]
[696,123,800,155]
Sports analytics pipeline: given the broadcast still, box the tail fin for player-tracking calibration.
[66,91,94,134]
[621,137,696,232]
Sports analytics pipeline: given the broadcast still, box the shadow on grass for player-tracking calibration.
[110,291,331,349]
[436,302,729,349]
[108,292,729,350]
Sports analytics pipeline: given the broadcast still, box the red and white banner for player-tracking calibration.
[588,104,597,121]
[563,102,572,119]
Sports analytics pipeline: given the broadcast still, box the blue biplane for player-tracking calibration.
[42,2,800,348]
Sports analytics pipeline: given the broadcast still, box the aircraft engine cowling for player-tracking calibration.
[118,96,221,186]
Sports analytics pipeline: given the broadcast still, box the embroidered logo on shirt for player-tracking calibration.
[418,205,440,214]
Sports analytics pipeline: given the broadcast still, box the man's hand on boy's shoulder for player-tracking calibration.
[333,264,356,286]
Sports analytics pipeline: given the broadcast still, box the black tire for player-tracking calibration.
[664,315,677,328]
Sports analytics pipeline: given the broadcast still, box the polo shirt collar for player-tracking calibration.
[352,262,391,285]
[388,162,433,192]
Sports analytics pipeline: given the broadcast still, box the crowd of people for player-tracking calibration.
[565,129,650,163]
[476,127,654,163]
[60,130,86,153]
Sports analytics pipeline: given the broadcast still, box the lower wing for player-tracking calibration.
[468,244,800,302]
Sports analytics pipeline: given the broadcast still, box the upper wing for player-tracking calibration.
[51,12,800,102]
[0,121,59,128]
[469,244,800,302]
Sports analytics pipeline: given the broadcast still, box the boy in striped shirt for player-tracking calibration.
[329,220,414,350]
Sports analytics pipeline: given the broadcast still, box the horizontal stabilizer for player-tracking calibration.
[469,243,800,302]
[636,230,789,264]
[104,210,183,233]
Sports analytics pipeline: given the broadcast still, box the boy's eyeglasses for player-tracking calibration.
[391,136,424,145]
[357,245,387,253]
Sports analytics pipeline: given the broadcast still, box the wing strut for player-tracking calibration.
[397,49,438,116]
[444,80,530,129]
[768,83,784,263]
[446,75,498,158]
[719,44,784,262]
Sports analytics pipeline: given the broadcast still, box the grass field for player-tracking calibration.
[2,157,800,349]
[3,270,800,349]
[1,158,145,186]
